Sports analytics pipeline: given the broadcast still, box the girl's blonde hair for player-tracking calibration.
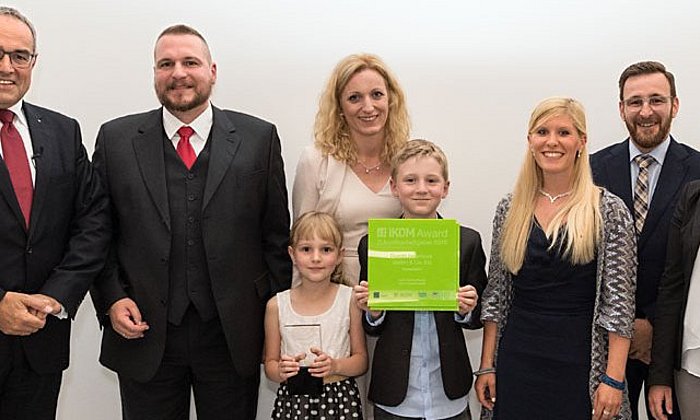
[501,97,602,274]
[290,211,348,285]
[314,53,410,164]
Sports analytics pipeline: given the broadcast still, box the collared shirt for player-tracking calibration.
[1,100,65,318]
[1,100,36,183]
[162,103,213,156]
[367,311,470,419]
[682,245,700,377]
[628,136,670,204]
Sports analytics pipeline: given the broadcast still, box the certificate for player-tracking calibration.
[367,218,460,311]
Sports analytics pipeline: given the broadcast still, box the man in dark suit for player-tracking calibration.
[648,180,700,420]
[0,7,111,420]
[591,61,700,420]
[90,24,291,419]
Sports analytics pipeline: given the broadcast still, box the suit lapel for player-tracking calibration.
[603,140,634,210]
[202,107,241,211]
[23,103,56,238]
[640,138,688,248]
[132,109,171,231]
[682,197,700,279]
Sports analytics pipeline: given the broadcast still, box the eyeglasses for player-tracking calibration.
[0,49,36,69]
[622,95,673,111]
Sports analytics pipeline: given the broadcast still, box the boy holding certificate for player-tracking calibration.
[354,139,488,419]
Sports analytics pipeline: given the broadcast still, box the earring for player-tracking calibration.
[576,149,581,159]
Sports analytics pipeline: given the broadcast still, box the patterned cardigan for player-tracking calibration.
[480,189,637,419]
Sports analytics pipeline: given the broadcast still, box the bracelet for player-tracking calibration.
[473,367,496,376]
[599,373,625,390]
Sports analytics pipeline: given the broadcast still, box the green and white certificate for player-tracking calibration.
[367,218,460,311]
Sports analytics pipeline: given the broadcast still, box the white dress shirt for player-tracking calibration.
[162,103,213,156]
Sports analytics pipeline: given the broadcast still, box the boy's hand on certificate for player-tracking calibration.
[353,281,382,319]
[457,285,478,317]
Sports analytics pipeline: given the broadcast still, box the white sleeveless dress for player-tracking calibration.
[272,284,363,419]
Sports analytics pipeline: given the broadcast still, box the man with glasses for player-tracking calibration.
[591,61,700,419]
[0,6,110,419]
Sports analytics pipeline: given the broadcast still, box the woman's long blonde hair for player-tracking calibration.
[313,53,410,164]
[290,211,348,286]
[500,97,601,274]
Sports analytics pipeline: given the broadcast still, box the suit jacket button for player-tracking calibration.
[26,246,32,254]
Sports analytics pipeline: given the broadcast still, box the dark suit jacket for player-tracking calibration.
[649,180,700,386]
[0,102,110,374]
[358,225,488,406]
[90,106,291,382]
[591,137,700,321]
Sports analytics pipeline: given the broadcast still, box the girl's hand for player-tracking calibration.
[278,353,305,381]
[457,285,478,316]
[308,347,335,378]
[592,382,622,420]
[475,371,496,410]
[353,281,382,319]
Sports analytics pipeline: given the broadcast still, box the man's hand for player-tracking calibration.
[108,298,149,339]
[0,292,48,335]
[629,318,653,364]
[648,385,673,420]
[27,293,63,319]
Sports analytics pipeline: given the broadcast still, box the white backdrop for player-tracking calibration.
[10,1,700,418]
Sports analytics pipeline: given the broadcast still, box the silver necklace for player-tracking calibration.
[357,160,382,174]
[539,189,572,203]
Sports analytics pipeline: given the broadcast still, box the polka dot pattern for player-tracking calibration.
[271,378,363,419]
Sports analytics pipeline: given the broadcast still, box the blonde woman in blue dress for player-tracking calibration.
[475,97,636,420]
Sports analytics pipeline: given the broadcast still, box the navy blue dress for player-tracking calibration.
[494,222,596,419]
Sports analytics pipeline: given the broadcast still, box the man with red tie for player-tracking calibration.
[0,6,111,419]
[90,24,291,419]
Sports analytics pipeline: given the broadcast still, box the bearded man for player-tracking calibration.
[591,61,700,420]
[90,24,291,419]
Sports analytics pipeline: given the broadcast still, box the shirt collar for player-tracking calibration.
[628,135,670,166]
[6,100,28,130]
[162,103,213,140]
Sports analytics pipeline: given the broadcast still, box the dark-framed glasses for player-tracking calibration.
[623,95,673,111]
[0,49,36,69]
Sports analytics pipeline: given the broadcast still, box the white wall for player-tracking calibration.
[11,0,700,418]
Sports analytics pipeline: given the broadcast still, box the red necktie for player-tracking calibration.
[0,110,33,228]
[176,126,196,169]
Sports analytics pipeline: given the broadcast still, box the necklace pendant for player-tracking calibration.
[539,189,573,203]
[358,160,382,174]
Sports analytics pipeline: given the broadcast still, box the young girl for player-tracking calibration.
[264,211,368,419]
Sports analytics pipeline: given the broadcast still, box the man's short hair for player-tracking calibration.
[0,6,37,51]
[156,24,209,46]
[618,61,676,100]
[154,24,211,63]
